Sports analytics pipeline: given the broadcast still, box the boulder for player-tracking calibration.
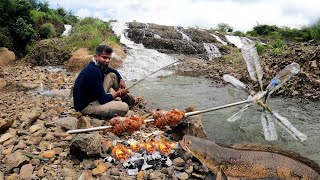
[19,164,34,180]
[70,134,102,159]
[54,117,78,130]
[20,108,42,126]
[0,119,14,133]
[3,152,29,171]
[0,47,15,67]
[172,114,207,141]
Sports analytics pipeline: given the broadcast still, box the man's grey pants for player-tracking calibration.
[81,73,129,118]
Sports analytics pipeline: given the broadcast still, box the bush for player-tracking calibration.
[271,39,285,49]
[65,18,117,52]
[252,24,279,36]
[39,23,57,39]
[255,43,268,55]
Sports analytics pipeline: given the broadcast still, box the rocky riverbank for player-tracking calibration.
[0,64,213,179]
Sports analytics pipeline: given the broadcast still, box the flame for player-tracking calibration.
[155,139,177,155]
[112,143,132,161]
[145,141,156,153]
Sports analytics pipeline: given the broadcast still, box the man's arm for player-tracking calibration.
[105,67,122,80]
[88,71,114,104]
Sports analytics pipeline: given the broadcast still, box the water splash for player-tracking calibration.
[111,22,144,49]
[210,34,227,45]
[62,25,72,36]
[175,27,192,41]
[203,43,221,60]
[225,35,254,48]
[111,22,176,82]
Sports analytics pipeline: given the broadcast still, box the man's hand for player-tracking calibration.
[119,79,126,89]
[115,89,129,98]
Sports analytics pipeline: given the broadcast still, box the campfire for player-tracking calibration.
[103,136,179,175]
[106,137,178,161]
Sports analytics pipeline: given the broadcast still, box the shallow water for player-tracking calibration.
[129,75,320,164]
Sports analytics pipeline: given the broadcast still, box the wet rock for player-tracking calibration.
[70,134,102,159]
[54,117,78,130]
[21,108,42,126]
[78,170,94,180]
[0,78,6,89]
[0,47,15,67]
[3,152,29,170]
[19,164,34,180]
[172,157,185,167]
[172,114,207,141]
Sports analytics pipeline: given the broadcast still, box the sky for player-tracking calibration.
[47,0,320,31]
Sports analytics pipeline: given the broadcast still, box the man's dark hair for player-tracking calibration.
[96,45,113,55]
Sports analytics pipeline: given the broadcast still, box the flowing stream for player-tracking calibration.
[129,75,320,164]
[111,22,320,164]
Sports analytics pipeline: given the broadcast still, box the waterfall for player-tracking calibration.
[225,35,254,48]
[62,25,72,36]
[203,43,222,60]
[111,22,176,82]
[210,33,227,45]
[175,27,192,41]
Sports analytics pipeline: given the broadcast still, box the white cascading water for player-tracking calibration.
[111,22,176,82]
[62,25,72,36]
[210,33,228,45]
[174,27,192,41]
[203,43,222,60]
[225,35,254,48]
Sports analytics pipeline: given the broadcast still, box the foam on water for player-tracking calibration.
[210,33,228,45]
[203,43,222,60]
[225,35,254,48]
[175,27,192,41]
[111,22,176,82]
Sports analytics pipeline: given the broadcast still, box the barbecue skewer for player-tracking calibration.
[67,99,251,134]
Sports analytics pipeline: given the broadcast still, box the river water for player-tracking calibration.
[128,75,320,164]
[111,22,320,164]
